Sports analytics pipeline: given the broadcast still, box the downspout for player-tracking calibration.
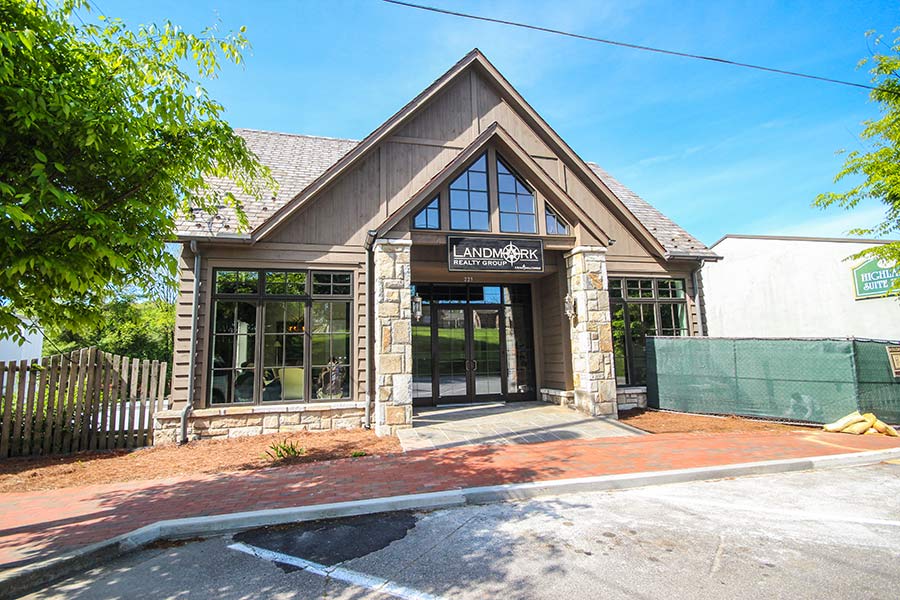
[363,230,378,429]
[691,260,706,336]
[180,240,202,444]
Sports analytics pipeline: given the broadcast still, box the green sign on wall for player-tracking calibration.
[853,257,900,299]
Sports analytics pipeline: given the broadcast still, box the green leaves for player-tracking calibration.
[816,30,900,290]
[0,1,273,342]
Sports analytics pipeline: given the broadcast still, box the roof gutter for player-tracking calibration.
[691,259,706,337]
[179,240,202,444]
[665,252,722,262]
[363,230,378,429]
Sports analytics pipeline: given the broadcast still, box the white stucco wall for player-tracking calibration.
[702,236,900,341]
[0,329,42,363]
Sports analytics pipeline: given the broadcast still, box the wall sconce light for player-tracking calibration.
[564,293,577,321]
[412,294,423,322]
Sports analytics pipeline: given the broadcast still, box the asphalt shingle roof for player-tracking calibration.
[174,129,358,237]
[587,162,718,259]
[176,129,716,260]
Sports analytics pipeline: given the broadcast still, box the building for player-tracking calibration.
[702,235,900,339]
[156,50,717,443]
[0,326,42,363]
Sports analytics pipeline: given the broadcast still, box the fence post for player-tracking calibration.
[0,362,13,458]
[98,353,111,450]
[137,359,150,447]
[116,356,129,449]
[11,359,28,456]
[23,359,38,456]
[127,358,139,449]
[42,355,58,456]
[63,350,81,453]
[53,354,70,454]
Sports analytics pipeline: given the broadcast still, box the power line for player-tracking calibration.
[383,0,888,95]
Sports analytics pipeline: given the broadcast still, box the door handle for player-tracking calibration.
[472,359,478,372]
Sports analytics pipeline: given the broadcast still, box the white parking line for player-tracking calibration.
[228,542,443,600]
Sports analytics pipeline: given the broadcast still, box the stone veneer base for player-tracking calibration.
[539,388,575,409]
[616,386,648,411]
[153,402,367,445]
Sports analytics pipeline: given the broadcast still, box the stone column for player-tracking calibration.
[565,246,618,418]
[373,239,413,436]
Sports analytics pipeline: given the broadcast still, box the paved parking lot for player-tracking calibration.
[397,402,640,450]
[27,461,900,599]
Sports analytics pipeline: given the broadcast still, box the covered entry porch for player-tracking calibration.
[372,239,619,436]
[397,401,639,451]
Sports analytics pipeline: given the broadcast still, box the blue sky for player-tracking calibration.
[100,0,898,246]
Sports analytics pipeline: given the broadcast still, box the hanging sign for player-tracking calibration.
[852,257,900,300]
[887,347,900,378]
[448,236,544,272]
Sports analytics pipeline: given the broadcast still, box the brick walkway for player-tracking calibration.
[1,430,898,571]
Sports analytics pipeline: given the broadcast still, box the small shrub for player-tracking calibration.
[350,450,367,458]
[265,439,305,461]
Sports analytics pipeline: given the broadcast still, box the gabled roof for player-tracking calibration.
[174,49,715,260]
[175,128,712,258]
[587,163,719,260]
[376,122,611,243]
[174,129,358,238]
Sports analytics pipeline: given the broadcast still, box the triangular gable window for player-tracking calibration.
[413,196,440,230]
[449,154,489,231]
[497,157,536,233]
[545,204,570,235]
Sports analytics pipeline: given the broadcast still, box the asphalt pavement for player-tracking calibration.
[24,461,900,600]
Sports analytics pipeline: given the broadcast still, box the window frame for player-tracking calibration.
[412,196,441,230]
[208,268,354,406]
[544,204,570,235]
[496,156,537,234]
[449,153,490,232]
[609,277,689,386]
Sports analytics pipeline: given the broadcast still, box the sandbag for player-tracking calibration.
[823,412,865,433]
[874,419,900,437]
[842,413,877,435]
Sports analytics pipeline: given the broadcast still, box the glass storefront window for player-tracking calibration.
[626,279,654,299]
[610,278,689,385]
[210,269,352,405]
[210,301,257,404]
[262,301,305,402]
[412,305,433,401]
[215,270,259,295]
[311,301,351,400]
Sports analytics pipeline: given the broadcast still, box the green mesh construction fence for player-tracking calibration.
[646,337,900,424]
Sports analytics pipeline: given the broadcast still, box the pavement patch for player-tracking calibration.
[233,510,419,566]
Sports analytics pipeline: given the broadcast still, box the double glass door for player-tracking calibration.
[435,306,504,404]
[411,284,536,407]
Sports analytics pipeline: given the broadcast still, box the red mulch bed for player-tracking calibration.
[0,429,401,493]
[619,408,811,434]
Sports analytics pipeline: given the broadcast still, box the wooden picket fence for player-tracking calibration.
[0,348,168,459]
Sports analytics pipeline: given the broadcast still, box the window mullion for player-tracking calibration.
[254,300,264,404]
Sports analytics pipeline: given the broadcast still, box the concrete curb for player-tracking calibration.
[3,446,899,599]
